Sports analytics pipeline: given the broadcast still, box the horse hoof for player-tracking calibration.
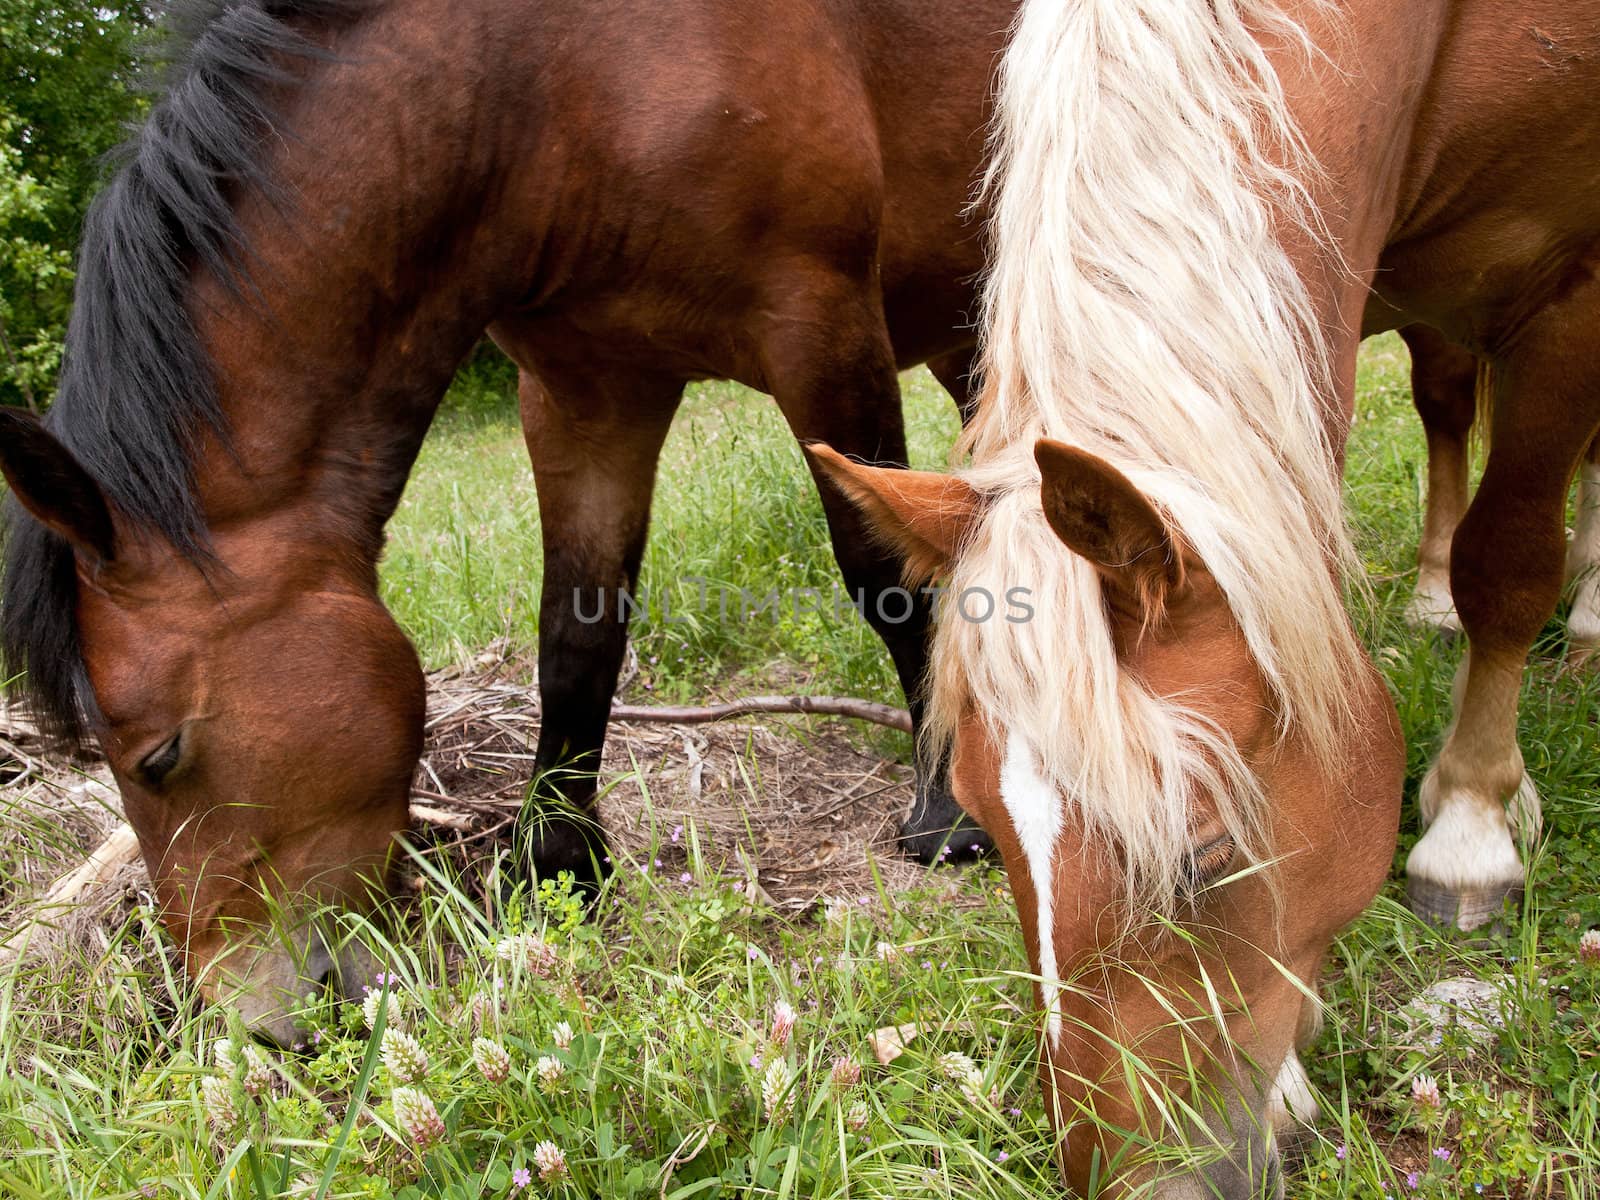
[1405,876,1522,932]
[902,803,985,870]
[1403,587,1462,642]
[898,786,994,864]
[1405,617,1462,647]
[899,818,994,865]
[506,805,611,898]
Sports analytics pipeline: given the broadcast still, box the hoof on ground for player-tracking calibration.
[898,777,994,865]
[1405,875,1522,932]
[898,818,994,865]
[1403,612,1463,646]
[1567,637,1599,671]
[1403,588,1463,642]
[504,807,611,899]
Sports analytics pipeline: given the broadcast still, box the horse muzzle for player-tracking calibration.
[206,925,380,1047]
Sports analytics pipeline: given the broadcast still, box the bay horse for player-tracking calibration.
[813,0,1600,1192]
[1400,324,1600,667]
[0,0,1017,1041]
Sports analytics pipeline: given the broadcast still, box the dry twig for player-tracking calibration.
[610,695,911,732]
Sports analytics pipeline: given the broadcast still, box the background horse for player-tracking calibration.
[814,0,1600,1193]
[0,0,1016,1041]
[1400,324,1600,668]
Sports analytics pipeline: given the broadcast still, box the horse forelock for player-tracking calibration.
[0,0,376,738]
[942,0,1362,911]
[1,508,89,744]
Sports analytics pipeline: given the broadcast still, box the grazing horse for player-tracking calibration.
[814,0,1600,1192]
[1400,324,1600,665]
[0,0,1018,1041]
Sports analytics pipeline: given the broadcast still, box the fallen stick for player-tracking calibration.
[0,821,141,968]
[410,802,474,830]
[43,822,140,905]
[609,695,911,733]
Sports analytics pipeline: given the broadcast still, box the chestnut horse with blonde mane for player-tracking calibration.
[0,0,1016,1041]
[815,0,1600,1193]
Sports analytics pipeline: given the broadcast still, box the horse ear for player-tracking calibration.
[0,409,117,563]
[1034,438,1181,617]
[804,442,980,582]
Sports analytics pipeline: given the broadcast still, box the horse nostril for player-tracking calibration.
[302,939,341,999]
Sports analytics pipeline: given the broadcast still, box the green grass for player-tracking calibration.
[1,335,1598,1198]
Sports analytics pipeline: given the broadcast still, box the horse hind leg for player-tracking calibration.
[1400,325,1477,637]
[1406,319,1600,930]
[1565,434,1600,666]
[509,357,683,890]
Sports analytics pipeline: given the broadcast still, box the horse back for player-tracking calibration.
[1284,0,1600,350]
[492,0,1016,377]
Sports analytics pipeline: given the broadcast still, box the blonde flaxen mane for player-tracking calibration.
[937,0,1363,910]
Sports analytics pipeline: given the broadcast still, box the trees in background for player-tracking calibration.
[0,1,150,409]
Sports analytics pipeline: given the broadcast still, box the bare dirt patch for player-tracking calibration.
[413,652,930,908]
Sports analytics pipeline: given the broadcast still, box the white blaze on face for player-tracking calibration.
[1000,733,1065,1045]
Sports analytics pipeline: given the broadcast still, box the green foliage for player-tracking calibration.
[0,108,70,406]
[0,0,150,407]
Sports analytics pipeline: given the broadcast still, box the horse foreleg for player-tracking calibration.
[1401,325,1477,637]
[513,360,683,890]
[1407,325,1600,930]
[762,271,992,863]
[1566,435,1600,666]
[927,345,982,428]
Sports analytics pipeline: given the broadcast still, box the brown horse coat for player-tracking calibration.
[0,0,1016,1038]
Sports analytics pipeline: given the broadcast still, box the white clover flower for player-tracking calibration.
[761,1056,794,1122]
[551,1020,575,1050]
[1580,928,1600,967]
[823,896,854,925]
[495,932,558,978]
[844,1099,870,1132]
[830,1055,861,1090]
[472,1037,512,1084]
[937,1051,990,1106]
[392,1087,446,1148]
[937,1051,977,1080]
[535,1054,565,1092]
[873,941,900,963]
[240,1045,275,1097]
[212,1037,236,1073]
[1410,1073,1442,1111]
[532,1139,568,1182]
[362,988,404,1033]
[200,1074,237,1130]
[381,1029,429,1084]
[468,990,500,1030]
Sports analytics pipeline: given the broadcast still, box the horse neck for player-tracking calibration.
[187,8,544,567]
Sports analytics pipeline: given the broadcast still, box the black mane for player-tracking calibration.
[2,0,374,743]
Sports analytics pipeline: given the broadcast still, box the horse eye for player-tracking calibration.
[1183,833,1237,892]
[138,732,184,787]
